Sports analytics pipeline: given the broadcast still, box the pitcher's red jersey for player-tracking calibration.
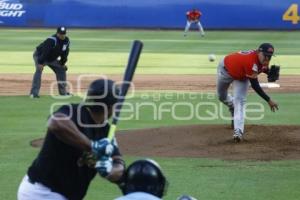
[224,50,268,80]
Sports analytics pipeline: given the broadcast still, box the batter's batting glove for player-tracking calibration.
[95,156,113,177]
[91,138,114,158]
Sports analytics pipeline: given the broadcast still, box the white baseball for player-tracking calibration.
[208,54,216,62]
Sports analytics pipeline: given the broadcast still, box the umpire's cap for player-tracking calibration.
[85,79,119,112]
[258,43,274,57]
[57,26,67,35]
[121,159,168,198]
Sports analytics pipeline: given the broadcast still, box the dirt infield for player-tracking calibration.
[31,125,300,161]
[1,74,300,95]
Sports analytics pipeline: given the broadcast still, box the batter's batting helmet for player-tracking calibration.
[121,159,167,198]
[85,79,119,112]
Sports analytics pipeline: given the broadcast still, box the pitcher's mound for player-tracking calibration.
[117,125,300,161]
[31,125,300,161]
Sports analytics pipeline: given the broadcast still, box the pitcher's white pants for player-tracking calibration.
[17,175,67,200]
[216,58,249,133]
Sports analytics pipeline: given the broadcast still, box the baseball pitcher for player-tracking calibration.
[216,43,279,142]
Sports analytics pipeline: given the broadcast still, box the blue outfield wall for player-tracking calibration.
[0,0,300,29]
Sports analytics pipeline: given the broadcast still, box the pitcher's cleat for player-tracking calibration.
[233,129,243,143]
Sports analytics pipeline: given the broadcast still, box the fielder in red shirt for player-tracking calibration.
[184,9,205,37]
[217,43,278,142]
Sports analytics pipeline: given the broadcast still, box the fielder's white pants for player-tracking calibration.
[184,20,205,36]
[17,175,67,200]
[217,58,249,133]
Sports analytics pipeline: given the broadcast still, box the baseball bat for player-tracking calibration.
[107,40,143,141]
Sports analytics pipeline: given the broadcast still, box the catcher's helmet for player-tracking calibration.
[85,79,119,112]
[121,159,167,198]
[177,195,198,200]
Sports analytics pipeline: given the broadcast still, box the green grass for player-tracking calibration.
[118,92,300,128]
[0,93,299,135]
[0,29,299,74]
[0,93,299,200]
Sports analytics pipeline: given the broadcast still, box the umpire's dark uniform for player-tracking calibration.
[22,104,121,200]
[30,27,70,97]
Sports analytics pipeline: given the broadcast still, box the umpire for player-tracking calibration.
[18,79,126,200]
[30,26,70,98]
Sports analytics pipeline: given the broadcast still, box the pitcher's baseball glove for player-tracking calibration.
[268,65,280,82]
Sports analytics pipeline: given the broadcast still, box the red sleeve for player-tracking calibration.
[244,66,252,77]
[243,53,260,77]
[244,58,258,77]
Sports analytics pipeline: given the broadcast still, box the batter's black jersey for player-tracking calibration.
[27,104,121,200]
[36,34,70,65]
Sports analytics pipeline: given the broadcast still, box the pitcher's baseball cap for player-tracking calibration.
[258,43,274,57]
[57,26,67,35]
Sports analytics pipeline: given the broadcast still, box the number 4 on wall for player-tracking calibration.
[283,4,300,24]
